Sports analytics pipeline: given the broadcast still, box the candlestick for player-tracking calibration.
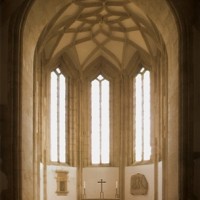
[115,181,119,198]
[83,181,86,189]
[83,181,86,199]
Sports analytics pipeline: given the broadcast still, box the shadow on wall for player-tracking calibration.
[0,158,8,196]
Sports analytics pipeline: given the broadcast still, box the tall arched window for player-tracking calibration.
[91,75,110,164]
[50,68,67,163]
[134,68,151,162]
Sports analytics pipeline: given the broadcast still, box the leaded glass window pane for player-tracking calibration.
[50,68,67,163]
[134,69,151,162]
[91,75,110,164]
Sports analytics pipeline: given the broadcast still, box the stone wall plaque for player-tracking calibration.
[130,173,148,195]
[56,171,68,196]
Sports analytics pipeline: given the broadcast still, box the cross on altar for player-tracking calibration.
[98,179,106,192]
[98,179,106,198]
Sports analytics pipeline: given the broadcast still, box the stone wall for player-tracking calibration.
[0,0,199,200]
[193,24,200,199]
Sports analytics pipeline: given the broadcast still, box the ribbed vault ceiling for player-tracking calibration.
[39,0,161,70]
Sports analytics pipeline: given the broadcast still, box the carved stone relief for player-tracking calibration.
[130,173,148,195]
[56,171,68,196]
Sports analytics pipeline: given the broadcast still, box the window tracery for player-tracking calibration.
[91,74,110,165]
[50,68,67,163]
[134,68,151,162]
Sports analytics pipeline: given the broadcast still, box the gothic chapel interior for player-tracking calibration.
[0,0,200,200]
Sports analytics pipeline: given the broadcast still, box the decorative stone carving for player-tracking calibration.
[130,173,148,195]
[56,171,68,196]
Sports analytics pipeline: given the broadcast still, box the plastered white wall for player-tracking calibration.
[46,165,77,200]
[83,167,119,199]
[125,162,162,200]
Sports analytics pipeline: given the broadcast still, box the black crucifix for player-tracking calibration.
[98,179,106,199]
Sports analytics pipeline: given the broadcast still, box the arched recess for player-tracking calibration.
[8,0,182,200]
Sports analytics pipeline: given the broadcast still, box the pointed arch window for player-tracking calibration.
[91,75,110,165]
[134,68,151,162]
[50,68,67,163]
